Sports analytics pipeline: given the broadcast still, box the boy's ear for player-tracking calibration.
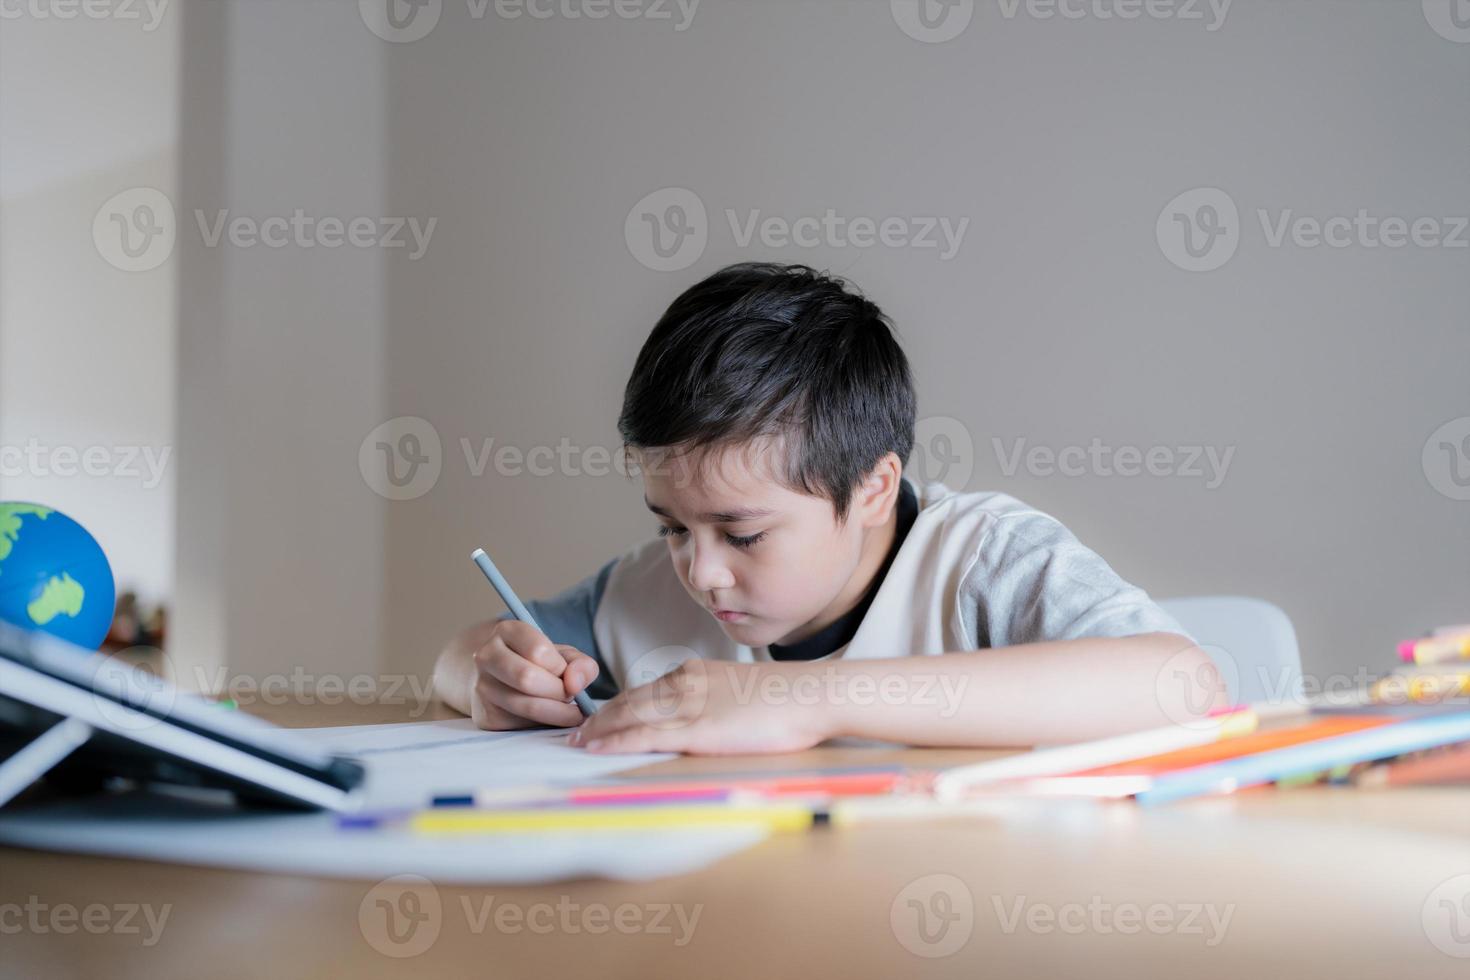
[854,452,904,528]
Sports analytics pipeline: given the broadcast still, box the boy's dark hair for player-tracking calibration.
[618,262,915,521]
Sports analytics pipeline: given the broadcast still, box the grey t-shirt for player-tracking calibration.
[503,480,1186,698]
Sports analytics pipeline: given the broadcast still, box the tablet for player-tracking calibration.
[0,621,365,811]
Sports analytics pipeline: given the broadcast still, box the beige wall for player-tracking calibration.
[379,0,1470,684]
[0,9,178,609]
[11,1,1466,691]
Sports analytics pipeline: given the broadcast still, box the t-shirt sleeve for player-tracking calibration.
[495,558,621,698]
[958,513,1189,648]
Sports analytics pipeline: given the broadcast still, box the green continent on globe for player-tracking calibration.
[27,572,86,626]
[0,503,54,570]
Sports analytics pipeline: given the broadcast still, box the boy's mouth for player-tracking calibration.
[710,608,748,623]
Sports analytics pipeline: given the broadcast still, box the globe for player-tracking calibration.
[0,502,116,649]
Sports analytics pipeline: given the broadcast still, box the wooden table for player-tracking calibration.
[3,701,1468,979]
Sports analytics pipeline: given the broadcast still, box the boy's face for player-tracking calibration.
[637,439,894,649]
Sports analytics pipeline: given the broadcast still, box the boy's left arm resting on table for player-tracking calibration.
[810,632,1223,748]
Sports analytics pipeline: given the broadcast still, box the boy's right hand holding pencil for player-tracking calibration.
[434,618,600,731]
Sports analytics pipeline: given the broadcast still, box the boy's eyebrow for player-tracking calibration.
[644,497,775,523]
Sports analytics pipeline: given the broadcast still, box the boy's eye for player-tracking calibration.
[656,525,767,550]
[725,531,767,550]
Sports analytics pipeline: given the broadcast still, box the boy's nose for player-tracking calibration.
[686,543,735,592]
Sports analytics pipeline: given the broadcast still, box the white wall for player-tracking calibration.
[0,7,179,609]
[172,0,388,687]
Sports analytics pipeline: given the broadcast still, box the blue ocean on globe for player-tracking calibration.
[0,502,116,649]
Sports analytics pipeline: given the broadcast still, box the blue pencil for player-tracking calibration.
[1135,709,1470,806]
[471,548,598,717]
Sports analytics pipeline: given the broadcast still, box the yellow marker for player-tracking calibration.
[1369,672,1470,705]
[411,803,817,835]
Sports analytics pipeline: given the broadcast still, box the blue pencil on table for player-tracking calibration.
[471,547,598,718]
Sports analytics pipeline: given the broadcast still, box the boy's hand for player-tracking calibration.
[567,659,831,755]
[468,619,599,730]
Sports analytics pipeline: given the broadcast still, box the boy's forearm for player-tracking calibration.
[808,633,1224,748]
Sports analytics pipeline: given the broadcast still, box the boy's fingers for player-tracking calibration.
[582,725,685,755]
[500,622,570,679]
[485,686,584,729]
[477,644,565,700]
[560,652,600,698]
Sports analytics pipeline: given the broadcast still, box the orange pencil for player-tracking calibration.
[1072,715,1396,777]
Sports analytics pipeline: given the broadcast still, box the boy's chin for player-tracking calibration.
[715,618,783,648]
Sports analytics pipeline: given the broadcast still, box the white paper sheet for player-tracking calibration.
[292,718,677,810]
[0,719,775,883]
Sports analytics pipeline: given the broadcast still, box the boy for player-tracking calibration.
[434,263,1222,754]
